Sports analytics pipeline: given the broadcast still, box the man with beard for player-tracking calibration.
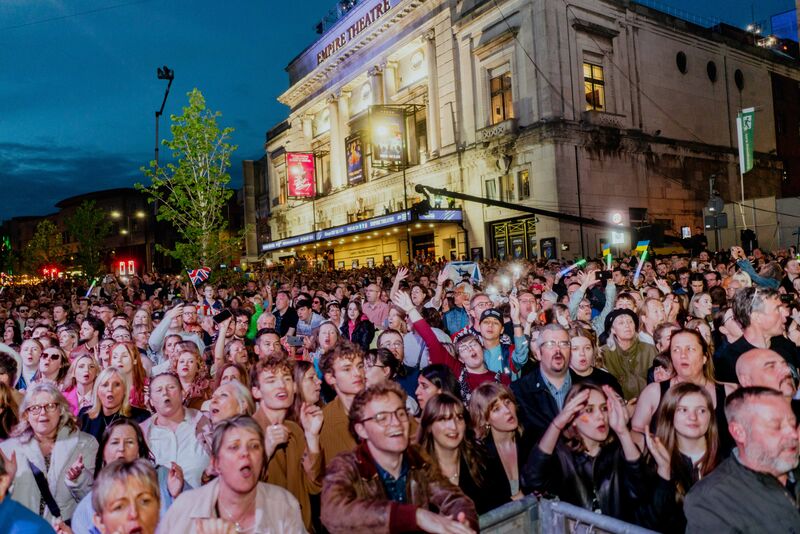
[685,387,800,532]
[511,324,578,442]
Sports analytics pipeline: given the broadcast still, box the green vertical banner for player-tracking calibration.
[736,107,755,175]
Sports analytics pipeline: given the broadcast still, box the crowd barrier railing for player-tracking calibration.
[479,496,659,534]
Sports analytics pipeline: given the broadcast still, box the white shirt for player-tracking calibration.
[141,408,209,488]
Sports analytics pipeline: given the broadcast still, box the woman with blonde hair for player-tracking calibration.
[171,341,211,409]
[469,382,534,500]
[0,383,98,523]
[109,341,149,409]
[78,366,149,441]
[62,352,98,416]
[31,346,70,389]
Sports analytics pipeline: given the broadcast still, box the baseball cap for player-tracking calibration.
[479,308,503,325]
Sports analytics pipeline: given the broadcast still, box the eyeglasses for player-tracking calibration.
[26,402,59,415]
[361,407,409,427]
[18,308,29,313]
[380,341,404,349]
[541,340,571,349]
[43,352,62,361]
[457,340,482,354]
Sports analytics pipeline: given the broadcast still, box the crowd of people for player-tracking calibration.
[2,243,800,533]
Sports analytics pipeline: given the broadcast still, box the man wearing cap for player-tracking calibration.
[600,308,657,399]
[296,299,324,337]
[479,298,528,379]
[443,282,471,336]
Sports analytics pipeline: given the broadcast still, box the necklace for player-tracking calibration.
[216,498,255,533]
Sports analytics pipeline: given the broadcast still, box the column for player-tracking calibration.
[368,65,385,105]
[338,90,351,188]
[383,61,398,101]
[302,115,314,144]
[327,94,343,191]
[424,29,441,157]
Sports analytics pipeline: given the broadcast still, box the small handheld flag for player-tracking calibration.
[187,267,211,286]
[602,245,610,257]
[635,240,650,253]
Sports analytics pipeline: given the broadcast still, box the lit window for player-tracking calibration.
[583,62,605,111]
[490,72,514,125]
[518,170,530,200]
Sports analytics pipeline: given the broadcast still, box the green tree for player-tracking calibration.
[65,200,112,278]
[138,88,241,267]
[24,219,63,274]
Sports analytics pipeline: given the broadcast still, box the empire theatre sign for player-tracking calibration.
[317,0,393,65]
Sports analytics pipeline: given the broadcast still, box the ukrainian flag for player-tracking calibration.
[635,240,650,253]
[602,246,610,257]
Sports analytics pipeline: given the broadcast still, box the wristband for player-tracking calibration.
[513,323,522,328]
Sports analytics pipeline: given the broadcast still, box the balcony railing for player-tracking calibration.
[477,118,519,143]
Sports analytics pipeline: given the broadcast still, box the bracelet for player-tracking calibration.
[513,323,522,328]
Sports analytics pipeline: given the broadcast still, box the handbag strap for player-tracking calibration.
[27,459,61,519]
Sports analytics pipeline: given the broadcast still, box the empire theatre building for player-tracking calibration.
[258,0,800,266]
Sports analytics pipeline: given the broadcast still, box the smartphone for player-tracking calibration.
[212,309,233,324]
[691,261,698,270]
[595,271,612,281]
[286,335,305,347]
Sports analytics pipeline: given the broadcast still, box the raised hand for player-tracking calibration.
[604,386,629,435]
[0,450,16,481]
[394,266,409,283]
[300,402,324,436]
[552,389,590,431]
[645,427,671,480]
[391,291,415,313]
[264,423,291,459]
[508,295,521,324]
[167,462,185,498]
[66,454,84,481]
[436,269,449,286]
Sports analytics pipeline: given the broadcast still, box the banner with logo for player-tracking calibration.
[286,152,316,198]
[346,135,364,185]
[736,107,755,175]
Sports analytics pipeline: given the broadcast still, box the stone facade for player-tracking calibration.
[259,0,800,262]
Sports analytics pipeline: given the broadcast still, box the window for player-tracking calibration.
[485,178,498,200]
[278,173,287,205]
[500,175,514,202]
[518,169,530,200]
[490,72,514,125]
[583,62,605,111]
[315,151,331,193]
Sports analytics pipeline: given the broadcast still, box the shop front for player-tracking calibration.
[488,216,538,260]
[261,208,464,268]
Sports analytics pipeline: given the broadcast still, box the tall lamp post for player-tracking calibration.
[151,65,174,272]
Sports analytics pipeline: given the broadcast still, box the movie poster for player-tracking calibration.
[371,107,405,166]
[286,152,316,198]
[346,135,364,185]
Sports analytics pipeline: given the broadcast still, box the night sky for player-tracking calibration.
[0,0,794,221]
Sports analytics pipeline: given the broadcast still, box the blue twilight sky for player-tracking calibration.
[0,0,794,221]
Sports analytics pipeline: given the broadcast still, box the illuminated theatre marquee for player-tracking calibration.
[317,0,393,65]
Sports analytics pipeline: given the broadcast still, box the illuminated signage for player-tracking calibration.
[261,209,462,252]
[317,0,392,65]
[346,135,364,185]
[286,152,317,198]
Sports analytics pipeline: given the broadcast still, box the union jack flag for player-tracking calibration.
[187,267,211,286]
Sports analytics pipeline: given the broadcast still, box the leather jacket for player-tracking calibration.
[321,441,478,534]
[523,439,646,523]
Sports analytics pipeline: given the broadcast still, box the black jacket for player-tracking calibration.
[635,454,699,533]
[340,320,375,352]
[684,455,800,533]
[510,367,579,443]
[523,440,647,523]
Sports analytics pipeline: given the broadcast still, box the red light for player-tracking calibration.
[119,261,126,276]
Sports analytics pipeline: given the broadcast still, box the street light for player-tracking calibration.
[151,65,173,273]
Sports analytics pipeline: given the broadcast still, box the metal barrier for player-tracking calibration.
[480,497,658,534]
